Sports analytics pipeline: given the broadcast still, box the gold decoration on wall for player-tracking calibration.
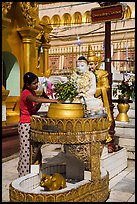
[83,11,91,23]
[19,2,39,28]
[36,30,45,41]
[72,12,82,24]
[2,2,13,15]
[43,36,51,45]
[51,15,61,27]
[61,13,71,26]
[41,16,51,25]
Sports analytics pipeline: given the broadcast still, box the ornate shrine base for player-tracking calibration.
[9,116,110,202]
[9,163,109,202]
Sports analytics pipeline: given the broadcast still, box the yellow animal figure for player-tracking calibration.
[40,173,66,191]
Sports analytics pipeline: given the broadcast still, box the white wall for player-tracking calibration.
[6,61,20,96]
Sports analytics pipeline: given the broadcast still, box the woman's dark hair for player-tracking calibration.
[22,72,38,91]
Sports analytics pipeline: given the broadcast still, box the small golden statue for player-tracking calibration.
[87,45,112,126]
[40,173,66,191]
[87,45,112,143]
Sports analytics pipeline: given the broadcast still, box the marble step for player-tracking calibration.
[101,147,127,179]
[115,127,135,138]
[126,146,135,160]
[116,144,135,161]
[115,119,135,137]
[114,119,135,160]
[118,137,135,147]
[114,136,135,160]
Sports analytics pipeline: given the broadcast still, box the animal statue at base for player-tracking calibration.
[40,173,66,191]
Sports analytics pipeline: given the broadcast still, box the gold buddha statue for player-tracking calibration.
[87,45,112,126]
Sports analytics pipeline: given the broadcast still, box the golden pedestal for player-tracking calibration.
[9,116,110,202]
[6,96,20,124]
[116,103,130,122]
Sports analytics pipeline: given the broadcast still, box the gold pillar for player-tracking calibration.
[2,86,10,126]
[90,142,101,181]
[22,37,32,73]
[17,27,39,76]
[42,43,50,75]
[36,40,41,69]
[39,21,53,76]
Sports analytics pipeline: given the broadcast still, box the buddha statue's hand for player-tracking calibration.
[73,97,81,103]
[78,92,85,98]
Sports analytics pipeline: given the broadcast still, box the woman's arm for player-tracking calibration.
[35,103,42,112]
[26,94,59,103]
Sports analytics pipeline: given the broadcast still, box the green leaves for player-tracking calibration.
[54,81,78,102]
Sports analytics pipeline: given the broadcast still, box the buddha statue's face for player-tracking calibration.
[88,61,96,72]
[76,60,88,74]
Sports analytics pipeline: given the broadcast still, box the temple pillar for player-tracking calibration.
[42,43,51,75]
[17,27,40,77]
[90,142,101,181]
[39,22,52,77]
[36,39,42,69]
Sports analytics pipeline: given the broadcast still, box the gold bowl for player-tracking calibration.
[47,103,84,119]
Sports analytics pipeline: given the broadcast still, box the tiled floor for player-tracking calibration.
[107,160,135,202]
[2,144,135,202]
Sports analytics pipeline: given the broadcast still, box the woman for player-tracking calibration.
[18,72,59,177]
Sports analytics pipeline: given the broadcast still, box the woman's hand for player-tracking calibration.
[52,99,61,103]
[57,100,64,103]
[51,98,63,103]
